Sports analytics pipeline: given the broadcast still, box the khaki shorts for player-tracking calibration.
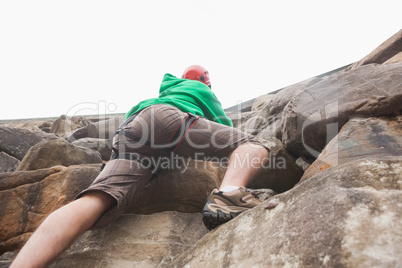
[77,104,266,228]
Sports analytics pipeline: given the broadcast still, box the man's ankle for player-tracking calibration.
[219,186,240,192]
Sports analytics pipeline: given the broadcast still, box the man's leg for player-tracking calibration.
[10,191,115,268]
[202,143,269,229]
[219,142,269,189]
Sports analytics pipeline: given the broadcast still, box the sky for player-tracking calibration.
[0,0,401,120]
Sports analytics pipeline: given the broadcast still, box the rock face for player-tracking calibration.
[281,63,402,161]
[169,116,402,267]
[66,116,125,142]
[235,63,402,164]
[127,160,225,214]
[50,114,88,137]
[51,212,209,268]
[0,159,225,255]
[72,138,112,161]
[1,30,402,267]
[0,152,19,173]
[0,165,100,254]
[301,116,402,182]
[248,137,303,192]
[170,158,402,267]
[16,138,103,171]
[348,29,402,69]
[0,127,52,160]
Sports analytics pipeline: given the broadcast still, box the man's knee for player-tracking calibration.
[78,190,117,211]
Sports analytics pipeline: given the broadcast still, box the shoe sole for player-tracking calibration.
[202,202,245,230]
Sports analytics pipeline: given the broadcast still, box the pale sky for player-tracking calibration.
[0,0,401,120]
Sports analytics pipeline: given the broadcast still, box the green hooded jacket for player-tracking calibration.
[124,73,233,127]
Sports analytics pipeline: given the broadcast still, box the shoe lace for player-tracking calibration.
[246,189,264,199]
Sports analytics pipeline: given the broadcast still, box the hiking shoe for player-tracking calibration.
[202,187,261,230]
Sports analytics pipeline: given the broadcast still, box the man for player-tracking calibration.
[11,65,269,267]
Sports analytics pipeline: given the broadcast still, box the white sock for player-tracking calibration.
[220,186,240,192]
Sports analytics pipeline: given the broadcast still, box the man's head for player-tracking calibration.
[182,65,211,88]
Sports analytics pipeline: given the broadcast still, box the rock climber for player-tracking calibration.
[11,65,270,267]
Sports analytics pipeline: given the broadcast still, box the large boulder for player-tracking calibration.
[0,164,100,254]
[0,119,54,132]
[281,63,402,161]
[0,126,58,172]
[251,93,275,111]
[247,137,303,192]
[348,29,402,70]
[50,115,89,137]
[67,116,124,142]
[384,51,402,65]
[16,138,103,171]
[236,76,322,141]
[301,116,402,182]
[50,212,209,268]
[127,159,224,214]
[72,138,112,161]
[86,117,124,139]
[0,152,19,173]
[0,127,53,160]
